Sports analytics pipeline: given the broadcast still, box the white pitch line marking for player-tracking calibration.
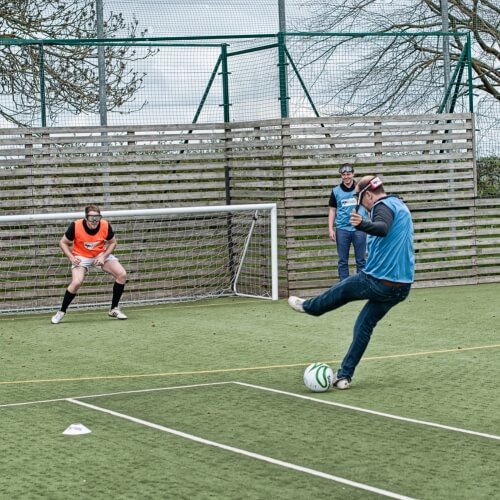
[0,381,232,408]
[66,397,415,500]
[4,380,498,442]
[235,382,500,442]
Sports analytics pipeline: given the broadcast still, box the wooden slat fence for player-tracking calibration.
[224,114,484,295]
[1,113,498,311]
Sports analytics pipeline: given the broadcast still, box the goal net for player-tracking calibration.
[0,204,278,314]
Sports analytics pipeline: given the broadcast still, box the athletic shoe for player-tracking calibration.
[51,311,65,324]
[108,307,128,320]
[332,374,350,390]
[288,296,305,313]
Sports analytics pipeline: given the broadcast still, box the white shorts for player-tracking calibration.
[72,254,118,270]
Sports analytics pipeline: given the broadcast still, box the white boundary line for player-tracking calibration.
[66,397,415,500]
[235,382,500,442]
[0,381,231,408]
[3,379,499,442]
[3,379,498,496]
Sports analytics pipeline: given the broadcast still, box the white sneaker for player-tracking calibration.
[51,311,65,324]
[288,296,305,313]
[108,307,127,320]
[332,374,350,390]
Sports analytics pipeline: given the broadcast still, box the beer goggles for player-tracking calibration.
[339,165,354,174]
[355,176,383,211]
[86,215,102,222]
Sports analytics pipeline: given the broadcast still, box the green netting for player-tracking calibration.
[0,33,473,127]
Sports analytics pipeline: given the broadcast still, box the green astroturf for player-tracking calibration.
[1,283,499,499]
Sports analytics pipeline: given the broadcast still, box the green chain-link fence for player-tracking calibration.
[0,33,473,125]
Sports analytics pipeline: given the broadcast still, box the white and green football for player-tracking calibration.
[303,362,334,392]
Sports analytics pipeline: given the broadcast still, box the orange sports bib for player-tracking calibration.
[71,219,109,258]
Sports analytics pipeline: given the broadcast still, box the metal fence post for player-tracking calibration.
[96,0,108,126]
[220,43,230,123]
[277,32,289,118]
[38,44,46,127]
[467,33,474,113]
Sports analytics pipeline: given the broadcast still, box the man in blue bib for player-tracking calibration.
[329,164,366,280]
[289,175,415,389]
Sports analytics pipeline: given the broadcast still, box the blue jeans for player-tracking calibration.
[336,228,366,281]
[303,272,411,380]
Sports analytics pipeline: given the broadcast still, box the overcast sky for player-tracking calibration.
[103,0,310,37]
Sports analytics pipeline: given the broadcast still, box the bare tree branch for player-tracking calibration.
[292,0,499,116]
[0,0,156,126]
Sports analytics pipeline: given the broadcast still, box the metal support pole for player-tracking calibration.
[277,32,289,118]
[38,44,47,127]
[96,0,110,205]
[220,44,231,123]
[467,34,474,113]
[278,0,289,118]
[220,44,235,273]
[96,0,107,126]
[441,0,451,112]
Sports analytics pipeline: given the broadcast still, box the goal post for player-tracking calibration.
[0,203,278,314]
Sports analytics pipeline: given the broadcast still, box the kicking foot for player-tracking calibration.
[288,296,305,313]
[51,311,65,324]
[108,308,128,320]
[332,375,350,390]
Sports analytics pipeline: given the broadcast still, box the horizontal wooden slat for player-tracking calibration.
[1,113,499,313]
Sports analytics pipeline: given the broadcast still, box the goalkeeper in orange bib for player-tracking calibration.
[51,204,128,324]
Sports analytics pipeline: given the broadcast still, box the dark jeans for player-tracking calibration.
[336,228,366,281]
[303,272,411,380]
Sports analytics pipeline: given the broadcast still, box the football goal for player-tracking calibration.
[0,204,278,314]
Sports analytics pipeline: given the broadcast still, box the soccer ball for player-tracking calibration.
[303,362,334,392]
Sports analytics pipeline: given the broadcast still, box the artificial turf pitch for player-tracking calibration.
[1,283,499,499]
